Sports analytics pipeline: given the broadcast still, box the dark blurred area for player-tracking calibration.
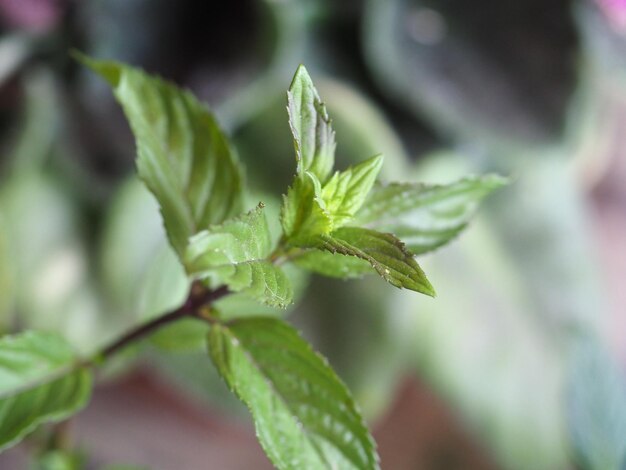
[0,0,625,469]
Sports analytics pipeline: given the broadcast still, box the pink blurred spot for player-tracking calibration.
[597,0,626,32]
[0,0,66,33]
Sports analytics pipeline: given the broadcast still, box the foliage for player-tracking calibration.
[0,55,502,469]
[0,332,92,451]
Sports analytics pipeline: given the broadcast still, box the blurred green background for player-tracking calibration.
[0,0,625,469]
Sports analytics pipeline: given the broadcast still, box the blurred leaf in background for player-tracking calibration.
[362,0,578,152]
[0,66,106,354]
[98,178,188,324]
[567,335,626,470]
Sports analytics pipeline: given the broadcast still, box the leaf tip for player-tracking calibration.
[72,51,121,86]
[409,271,436,298]
[424,283,437,298]
[69,48,87,64]
[290,64,312,90]
[371,153,385,171]
[485,173,511,189]
[417,266,437,297]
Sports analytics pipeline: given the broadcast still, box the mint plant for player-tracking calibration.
[0,55,505,469]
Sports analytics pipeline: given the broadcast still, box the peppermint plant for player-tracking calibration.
[0,55,505,469]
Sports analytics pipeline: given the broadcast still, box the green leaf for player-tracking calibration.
[0,331,92,451]
[185,205,293,308]
[293,250,373,279]
[321,154,384,228]
[208,317,379,470]
[185,204,270,272]
[281,155,384,244]
[315,227,435,295]
[214,261,292,309]
[213,264,311,321]
[287,65,336,182]
[78,55,245,256]
[354,175,507,255]
[281,173,332,243]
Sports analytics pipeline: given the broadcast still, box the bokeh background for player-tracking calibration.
[0,0,625,469]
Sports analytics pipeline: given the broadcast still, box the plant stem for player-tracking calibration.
[95,283,229,363]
